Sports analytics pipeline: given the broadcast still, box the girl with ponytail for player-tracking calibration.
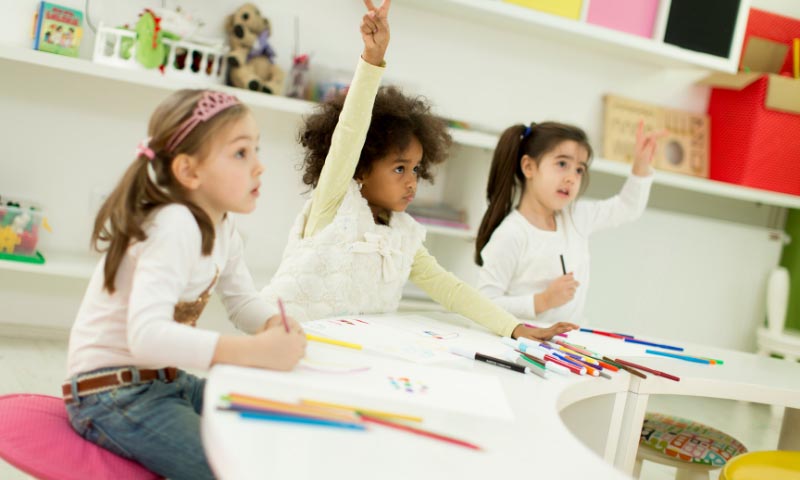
[66,89,305,479]
[476,121,661,328]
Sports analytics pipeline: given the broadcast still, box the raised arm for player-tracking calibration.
[303,0,391,237]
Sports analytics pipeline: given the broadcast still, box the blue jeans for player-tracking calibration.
[65,367,215,480]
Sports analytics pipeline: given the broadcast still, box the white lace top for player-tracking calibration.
[262,181,426,321]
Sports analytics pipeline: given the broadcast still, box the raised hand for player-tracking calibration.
[632,120,666,176]
[361,0,391,66]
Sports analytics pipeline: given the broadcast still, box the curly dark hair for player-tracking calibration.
[299,86,452,188]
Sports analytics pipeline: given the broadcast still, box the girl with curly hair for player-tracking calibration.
[261,0,576,341]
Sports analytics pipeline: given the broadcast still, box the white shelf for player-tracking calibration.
[3,45,797,211]
[0,251,97,279]
[589,158,800,210]
[0,44,316,116]
[399,0,743,73]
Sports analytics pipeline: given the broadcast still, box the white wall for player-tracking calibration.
[1,0,797,350]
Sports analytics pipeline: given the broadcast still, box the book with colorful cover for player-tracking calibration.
[32,2,83,57]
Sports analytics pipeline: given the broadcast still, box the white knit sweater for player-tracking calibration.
[262,180,426,322]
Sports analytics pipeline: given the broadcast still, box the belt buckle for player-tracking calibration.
[114,368,129,386]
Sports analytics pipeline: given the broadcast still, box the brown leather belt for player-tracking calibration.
[62,367,179,404]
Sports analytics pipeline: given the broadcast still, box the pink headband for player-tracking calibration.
[165,91,240,153]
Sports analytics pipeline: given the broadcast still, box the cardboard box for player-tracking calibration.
[587,0,659,38]
[698,36,800,195]
[502,0,583,20]
[603,95,710,178]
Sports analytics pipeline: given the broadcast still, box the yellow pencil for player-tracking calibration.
[300,399,423,423]
[306,333,363,350]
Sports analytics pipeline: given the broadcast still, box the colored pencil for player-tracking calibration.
[277,297,289,333]
[239,410,366,430]
[306,334,363,350]
[614,358,680,382]
[623,337,684,351]
[226,393,360,422]
[601,356,647,379]
[359,414,481,450]
[645,349,712,364]
[560,254,567,275]
[579,327,626,339]
[300,399,423,423]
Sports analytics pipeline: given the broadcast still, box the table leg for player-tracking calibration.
[603,390,628,463]
[613,389,649,474]
[778,406,800,451]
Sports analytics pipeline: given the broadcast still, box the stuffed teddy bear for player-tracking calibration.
[225,3,285,94]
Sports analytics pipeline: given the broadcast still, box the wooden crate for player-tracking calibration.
[603,95,709,178]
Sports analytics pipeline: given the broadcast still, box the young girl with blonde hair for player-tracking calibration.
[65,88,305,479]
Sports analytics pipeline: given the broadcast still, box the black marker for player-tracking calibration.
[560,254,567,275]
[451,347,528,374]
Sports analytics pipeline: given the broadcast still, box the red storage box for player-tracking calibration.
[705,76,800,195]
[699,33,800,195]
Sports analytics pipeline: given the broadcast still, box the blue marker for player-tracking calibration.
[624,338,684,351]
[645,349,711,364]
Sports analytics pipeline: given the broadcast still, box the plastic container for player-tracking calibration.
[0,199,46,264]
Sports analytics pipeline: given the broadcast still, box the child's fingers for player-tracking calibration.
[635,120,644,150]
[379,0,392,16]
[363,0,377,11]
[361,19,376,36]
[362,15,378,34]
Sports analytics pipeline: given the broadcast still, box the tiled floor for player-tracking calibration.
[0,336,786,480]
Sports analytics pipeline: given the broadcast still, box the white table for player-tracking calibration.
[202,313,800,479]
[611,339,800,473]
[202,313,632,480]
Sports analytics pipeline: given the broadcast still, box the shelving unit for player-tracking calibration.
[399,0,750,73]
[1,35,799,282]
[2,46,792,208]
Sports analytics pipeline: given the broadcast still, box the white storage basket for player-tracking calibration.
[92,22,228,85]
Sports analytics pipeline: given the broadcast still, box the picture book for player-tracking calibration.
[32,2,83,57]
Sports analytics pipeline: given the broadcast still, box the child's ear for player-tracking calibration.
[520,154,537,179]
[171,153,201,190]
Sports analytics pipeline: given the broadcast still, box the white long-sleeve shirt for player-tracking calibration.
[478,173,653,323]
[67,204,278,377]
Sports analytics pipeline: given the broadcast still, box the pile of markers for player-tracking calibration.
[454,328,724,382]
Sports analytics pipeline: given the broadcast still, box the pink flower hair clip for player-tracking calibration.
[135,137,155,160]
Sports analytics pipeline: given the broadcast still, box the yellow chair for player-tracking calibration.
[719,450,800,480]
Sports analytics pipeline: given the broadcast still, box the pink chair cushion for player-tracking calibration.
[0,394,159,480]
